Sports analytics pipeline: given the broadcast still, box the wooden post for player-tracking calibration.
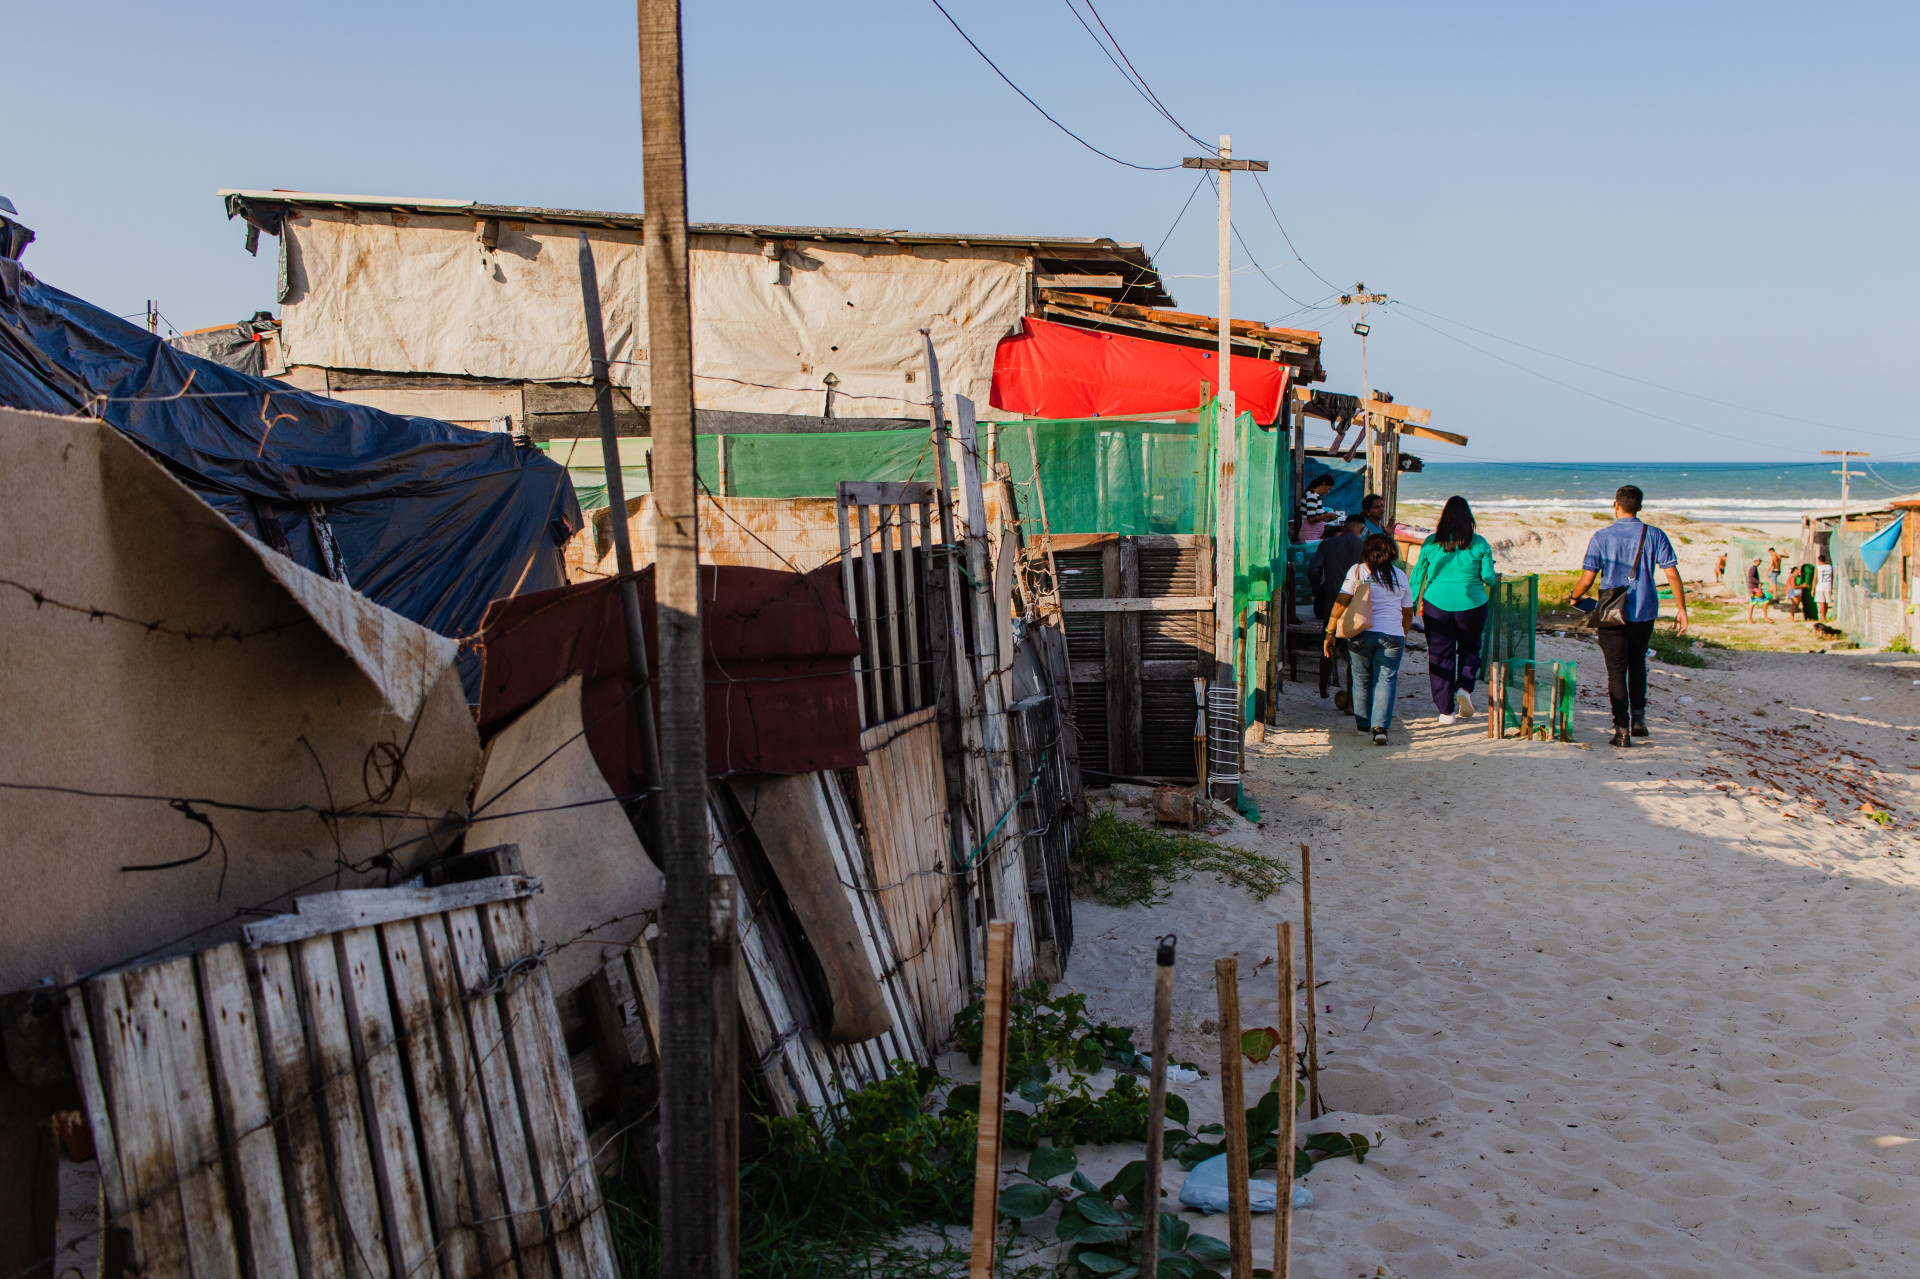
[1487,663,1504,740]
[1299,844,1322,1119]
[1214,957,1253,1279]
[1520,663,1536,740]
[638,0,717,1272]
[710,876,740,1278]
[1141,936,1176,1279]
[1274,921,1296,1279]
[576,232,662,827]
[1024,425,1063,620]
[968,921,1016,1279]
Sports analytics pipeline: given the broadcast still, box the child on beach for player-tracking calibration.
[1747,561,1774,623]
[1815,555,1834,619]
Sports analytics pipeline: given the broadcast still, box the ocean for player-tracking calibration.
[1397,461,1920,527]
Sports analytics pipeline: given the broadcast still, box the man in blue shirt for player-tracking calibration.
[1567,485,1688,747]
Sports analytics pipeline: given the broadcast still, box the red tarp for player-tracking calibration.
[476,565,866,792]
[989,317,1289,425]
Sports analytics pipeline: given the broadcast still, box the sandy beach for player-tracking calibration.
[1007,556,1920,1275]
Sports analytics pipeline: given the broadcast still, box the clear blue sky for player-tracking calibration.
[10,1,1916,461]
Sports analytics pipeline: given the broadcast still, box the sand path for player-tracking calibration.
[1059,641,1920,1277]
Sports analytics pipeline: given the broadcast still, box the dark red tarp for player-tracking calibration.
[989,317,1289,425]
[475,565,866,791]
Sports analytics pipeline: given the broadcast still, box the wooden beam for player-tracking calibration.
[1401,423,1468,447]
[1042,303,1311,360]
[1040,290,1321,347]
[1060,595,1212,614]
[1034,273,1123,289]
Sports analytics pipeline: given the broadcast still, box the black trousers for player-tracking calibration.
[1594,618,1655,728]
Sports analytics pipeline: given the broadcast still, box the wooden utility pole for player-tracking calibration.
[1341,286,1387,498]
[638,0,720,1273]
[1183,140,1266,800]
[1823,450,1869,529]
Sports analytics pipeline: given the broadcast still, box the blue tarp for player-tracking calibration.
[1860,514,1904,575]
[0,260,581,698]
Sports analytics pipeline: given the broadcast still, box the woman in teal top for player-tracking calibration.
[1408,496,1499,725]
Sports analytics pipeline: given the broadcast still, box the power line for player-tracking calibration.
[1152,172,1209,259]
[1065,0,1217,153]
[1393,299,1919,446]
[1249,172,1345,294]
[1203,174,1327,311]
[1387,306,1823,456]
[925,0,1178,171]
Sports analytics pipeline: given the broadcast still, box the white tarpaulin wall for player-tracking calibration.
[274,208,1029,419]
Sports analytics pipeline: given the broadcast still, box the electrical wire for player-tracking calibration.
[1385,306,1828,456]
[1151,172,1209,260]
[1393,299,1920,446]
[1250,171,1346,294]
[1203,174,1330,311]
[925,0,1178,171]
[1059,0,1217,154]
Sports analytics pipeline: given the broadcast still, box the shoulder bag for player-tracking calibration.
[1335,576,1374,639]
[1585,525,1648,630]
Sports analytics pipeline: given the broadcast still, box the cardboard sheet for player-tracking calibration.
[0,410,479,994]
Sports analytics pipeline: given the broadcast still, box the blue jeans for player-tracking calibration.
[1350,632,1405,733]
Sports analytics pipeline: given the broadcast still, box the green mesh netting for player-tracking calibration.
[1481,574,1538,667]
[542,430,940,508]
[1488,658,1577,740]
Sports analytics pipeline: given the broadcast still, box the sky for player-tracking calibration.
[8,0,1918,462]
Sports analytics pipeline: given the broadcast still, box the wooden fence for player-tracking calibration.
[63,877,614,1279]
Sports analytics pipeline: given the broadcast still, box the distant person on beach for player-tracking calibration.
[1793,561,1816,620]
[1768,547,1784,599]
[1815,554,1834,620]
[1361,492,1390,539]
[1715,551,1728,583]
[1297,475,1340,542]
[1408,496,1498,726]
[1747,560,1774,623]
[1308,512,1368,705]
[1568,485,1687,748]
[1323,533,1414,746]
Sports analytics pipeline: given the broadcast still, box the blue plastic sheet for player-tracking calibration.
[0,260,580,697]
[1860,514,1903,575]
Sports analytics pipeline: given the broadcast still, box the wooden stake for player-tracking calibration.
[638,0,718,1271]
[1274,922,1296,1279]
[1214,957,1253,1279]
[1520,662,1536,740]
[1299,844,1322,1119]
[710,876,740,1278]
[968,921,1015,1279]
[1141,936,1176,1279]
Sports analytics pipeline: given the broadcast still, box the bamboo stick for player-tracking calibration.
[1486,662,1501,739]
[1521,662,1536,739]
[1274,922,1295,1279]
[1215,957,1253,1279]
[968,921,1015,1279]
[1141,936,1176,1279]
[1299,844,1322,1118]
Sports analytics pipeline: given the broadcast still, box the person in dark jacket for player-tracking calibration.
[1308,513,1367,702]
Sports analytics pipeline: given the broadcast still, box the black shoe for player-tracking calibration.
[1372,730,1389,746]
[1610,727,1632,748]
[1630,719,1649,738]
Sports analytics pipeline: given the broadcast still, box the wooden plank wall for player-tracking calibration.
[1054,533,1214,781]
[853,706,970,1050]
[65,888,615,1279]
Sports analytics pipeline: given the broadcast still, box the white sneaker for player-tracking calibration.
[1456,690,1475,718]
[1437,713,1457,726]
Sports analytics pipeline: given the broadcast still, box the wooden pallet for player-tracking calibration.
[63,876,615,1279]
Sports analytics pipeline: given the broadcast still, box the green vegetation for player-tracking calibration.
[1648,624,1708,668]
[1536,570,1584,609]
[1071,808,1289,908]
[606,1065,980,1278]
[1885,633,1914,653]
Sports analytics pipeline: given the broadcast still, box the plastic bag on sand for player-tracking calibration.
[1178,1153,1312,1213]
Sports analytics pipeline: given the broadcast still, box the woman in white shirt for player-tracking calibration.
[1321,533,1415,745]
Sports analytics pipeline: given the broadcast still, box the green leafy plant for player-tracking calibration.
[997,1146,1233,1278]
[606,1065,980,1278]
[1072,808,1290,908]
[1885,633,1914,653]
[1648,625,1707,668]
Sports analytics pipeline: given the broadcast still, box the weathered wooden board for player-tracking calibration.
[65,887,611,1279]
